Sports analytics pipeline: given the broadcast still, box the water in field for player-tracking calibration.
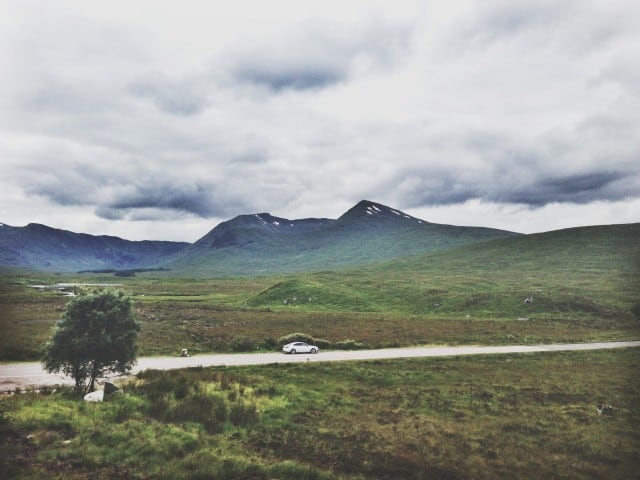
[29,283,123,297]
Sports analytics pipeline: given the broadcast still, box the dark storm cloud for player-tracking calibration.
[395,173,479,208]
[106,183,216,217]
[23,162,248,220]
[499,172,629,206]
[99,180,251,220]
[393,167,636,211]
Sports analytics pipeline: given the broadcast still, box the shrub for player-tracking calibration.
[147,396,170,420]
[143,375,177,400]
[261,337,279,351]
[277,332,314,345]
[230,336,258,352]
[174,376,190,399]
[109,394,144,422]
[230,400,259,427]
[169,392,229,433]
[334,339,366,350]
[313,338,332,350]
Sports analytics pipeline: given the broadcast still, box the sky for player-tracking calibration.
[1,0,639,242]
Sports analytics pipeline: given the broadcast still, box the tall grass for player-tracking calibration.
[2,349,638,478]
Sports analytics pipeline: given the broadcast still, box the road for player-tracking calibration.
[1,340,639,391]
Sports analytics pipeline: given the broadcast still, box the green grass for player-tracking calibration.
[2,348,639,478]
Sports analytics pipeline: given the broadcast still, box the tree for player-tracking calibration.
[42,290,140,394]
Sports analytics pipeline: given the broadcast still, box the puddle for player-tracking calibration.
[29,283,123,297]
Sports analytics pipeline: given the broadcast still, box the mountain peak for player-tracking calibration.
[337,200,427,225]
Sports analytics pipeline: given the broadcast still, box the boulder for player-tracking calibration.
[103,382,120,396]
[84,390,104,402]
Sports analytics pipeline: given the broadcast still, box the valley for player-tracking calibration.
[1,204,638,479]
[1,221,638,360]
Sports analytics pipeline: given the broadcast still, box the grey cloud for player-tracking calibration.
[233,67,343,92]
[393,167,635,210]
[95,206,191,222]
[446,0,627,57]
[26,182,93,207]
[21,158,119,207]
[94,207,125,221]
[228,20,412,91]
[499,172,629,206]
[475,1,572,38]
[26,80,106,114]
[107,183,215,217]
[382,119,639,211]
[396,173,479,208]
[99,178,256,220]
[22,160,249,220]
[127,74,209,115]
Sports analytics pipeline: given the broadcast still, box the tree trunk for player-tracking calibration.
[89,362,98,393]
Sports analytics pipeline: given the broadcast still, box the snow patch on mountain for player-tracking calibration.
[366,204,383,215]
[254,214,268,225]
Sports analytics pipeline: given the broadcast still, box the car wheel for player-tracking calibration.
[310,348,317,354]
[290,349,296,354]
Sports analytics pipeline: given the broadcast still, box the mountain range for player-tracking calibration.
[168,200,519,275]
[0,222,188,273]
[0,199,567,275]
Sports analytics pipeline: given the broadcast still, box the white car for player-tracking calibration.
[282,341,319,354]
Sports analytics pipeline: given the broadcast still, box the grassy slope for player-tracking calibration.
[246,223,640,317]
[2,349,639,479]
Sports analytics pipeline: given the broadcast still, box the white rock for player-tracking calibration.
[84,390,104,402]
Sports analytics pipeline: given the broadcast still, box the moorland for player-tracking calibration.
[0,216,639,478]
[1,222,638,360]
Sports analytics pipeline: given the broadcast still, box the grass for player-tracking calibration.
[2,348,639,478]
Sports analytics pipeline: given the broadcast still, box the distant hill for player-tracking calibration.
[0,222,188,272]
[246,222,640,318]
[168,200,520,275]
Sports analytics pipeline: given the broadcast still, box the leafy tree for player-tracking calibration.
[42,290,140,394]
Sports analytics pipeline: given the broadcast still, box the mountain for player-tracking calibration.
[0,222,188,272]
[168,200,520,275]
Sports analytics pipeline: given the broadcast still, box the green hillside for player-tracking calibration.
[246,223,640,320]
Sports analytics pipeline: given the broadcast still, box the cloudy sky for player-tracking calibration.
[1,0,639,241]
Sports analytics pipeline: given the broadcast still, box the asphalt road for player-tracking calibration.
[2,340,639,391]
